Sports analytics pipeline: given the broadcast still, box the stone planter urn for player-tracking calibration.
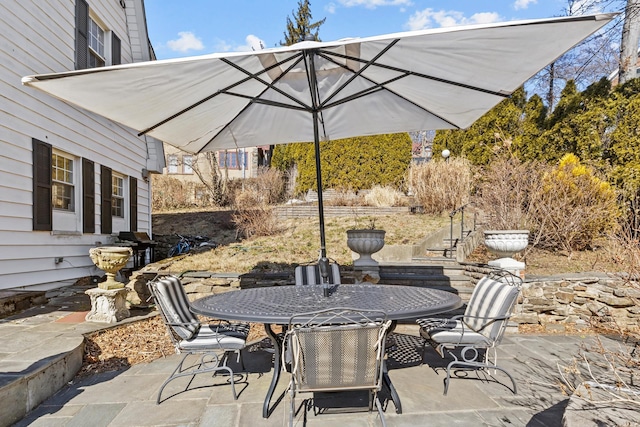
[347,229,386,268]
[86,246,132,323]
[89,246,133,290]
[483,230,529,258]
[483,230,529,275]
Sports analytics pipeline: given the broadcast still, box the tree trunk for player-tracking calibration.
[547,62,555,109]
[619,0,640,85]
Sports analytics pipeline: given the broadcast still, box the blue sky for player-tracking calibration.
[144,0,612,60]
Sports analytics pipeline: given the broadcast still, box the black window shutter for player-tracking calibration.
[32,138,52,231]
[75,0,89,70]
[111,33,121,65]
[82,158,95,233]
[100,165,112,234]
[129,177,138,231]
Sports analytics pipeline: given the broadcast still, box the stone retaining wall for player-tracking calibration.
[464,264,640,332]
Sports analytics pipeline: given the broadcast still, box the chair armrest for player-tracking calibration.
[458,314,512,333]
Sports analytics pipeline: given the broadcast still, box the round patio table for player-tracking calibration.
[191,284,462,418]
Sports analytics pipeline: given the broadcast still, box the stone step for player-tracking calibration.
[0,290,48,319]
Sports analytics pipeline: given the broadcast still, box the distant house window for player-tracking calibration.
[88,17,105,67]
[52,153,75,211]
[112,174,124,217]
[167,154,178,174]
[183,155,193,174]
[218,150,247,170]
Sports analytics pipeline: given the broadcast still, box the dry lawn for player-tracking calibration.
[153,207,627,276]
[154,209,451,273]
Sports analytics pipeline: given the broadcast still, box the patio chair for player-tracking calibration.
[147,276,249,403]
[294,260,341,286]
[417,269,522,395]
[285,308,391,427]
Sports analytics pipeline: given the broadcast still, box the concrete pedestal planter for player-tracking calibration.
[89,246,133,290]
[347,229,386,267]
[483,230,529,274]
[483,230,529,258]
[86,246,132,323]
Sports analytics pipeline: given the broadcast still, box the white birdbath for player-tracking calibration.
[483,230,529,275]
[85,246,132,323]
[347,229,386,283]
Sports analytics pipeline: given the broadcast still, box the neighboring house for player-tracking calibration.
[608,51,640,85]
[1,0,164,291]
[163,145,271,202]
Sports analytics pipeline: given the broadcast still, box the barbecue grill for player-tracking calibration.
[117,231,157,269]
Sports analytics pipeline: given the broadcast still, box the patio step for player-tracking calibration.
[0,290,48,319]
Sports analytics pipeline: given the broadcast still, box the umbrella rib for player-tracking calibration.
[221,92,308,111]
[318,52,462,129]
[319,39,399,108]
[220,56,312,111]
[194,54,314,152]
[137,52,308,136]
[322,49,510,98]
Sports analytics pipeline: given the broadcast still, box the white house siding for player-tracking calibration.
[0,0,161,291]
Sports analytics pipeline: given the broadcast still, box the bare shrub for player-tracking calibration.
[226,168,286,207]
[152,175,193,210]
[475,156,538,231]
[191,152,225,206]
[407,157,471,214]
[254,168,286,204]
[364,185,405,207]
[324,188,361,206]
[558,334,640,416]
[232,187,282,238]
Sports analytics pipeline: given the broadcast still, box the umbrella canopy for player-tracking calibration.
[22,13,615,264]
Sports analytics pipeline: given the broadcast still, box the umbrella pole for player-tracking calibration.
[313,116,331,296]
[307,49,330,291]
[312,114,327,261]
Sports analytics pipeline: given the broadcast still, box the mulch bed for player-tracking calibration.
[77,316,270,377]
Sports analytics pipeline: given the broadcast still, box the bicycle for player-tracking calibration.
[168,234,193,257]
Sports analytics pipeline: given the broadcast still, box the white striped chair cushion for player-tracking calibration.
[462,276,520,341]
[152,276,199,340]
[179,325,247,351]
[295,263,341,286]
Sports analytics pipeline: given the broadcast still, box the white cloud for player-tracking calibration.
[326,2,337,14]
[166,31,204,53]
[338,0,412,9]
[513,0,537,11]
[216,35,266,53]
[406,9,501,31]
[243,34,267,51]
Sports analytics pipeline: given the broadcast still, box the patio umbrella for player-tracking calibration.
[22,13,615,273]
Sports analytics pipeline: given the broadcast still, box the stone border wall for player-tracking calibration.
[464,264,640,332]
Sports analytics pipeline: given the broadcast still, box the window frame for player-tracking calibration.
[182,155,193,174]
[111,173,125,218]
[167,154,178,174]
[52,152,75,212]
[88,15,106,68]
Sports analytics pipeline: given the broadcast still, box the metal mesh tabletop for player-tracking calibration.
[191,284,462,324]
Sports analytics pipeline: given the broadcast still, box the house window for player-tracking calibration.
[183,155,193,174]
[112,174,124,217]
[167,154,178,174]
[52,153,75,211]
[218,150,247,170]
[88,17,105,68]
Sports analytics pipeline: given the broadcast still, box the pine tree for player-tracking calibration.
[281,0,326,46]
